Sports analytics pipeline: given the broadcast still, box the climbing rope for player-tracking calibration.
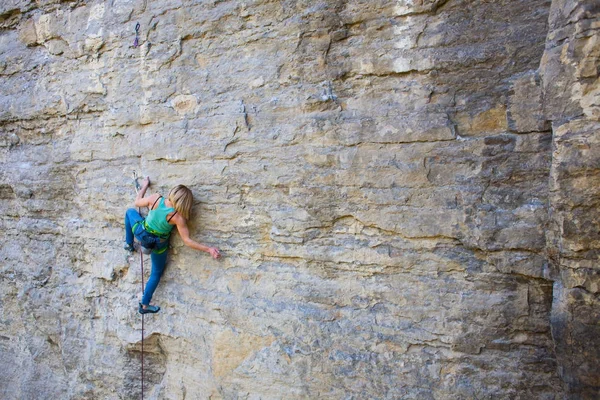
[133,172,145,400]
[140,245,145,400]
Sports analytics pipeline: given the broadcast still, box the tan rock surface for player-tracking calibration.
[0,0,598,399]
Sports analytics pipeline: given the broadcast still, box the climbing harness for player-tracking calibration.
[133,22,140,48]
[132,220,167,254]
[133,171,145,400]
[130,185,170,254]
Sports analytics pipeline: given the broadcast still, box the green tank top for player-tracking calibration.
[145,197,175,237]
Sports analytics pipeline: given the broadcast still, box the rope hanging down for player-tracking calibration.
[140,244,145,399]
[140,243,145,399]
[133,172,145,400]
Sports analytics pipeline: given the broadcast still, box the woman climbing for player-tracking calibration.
[124,177,221,314]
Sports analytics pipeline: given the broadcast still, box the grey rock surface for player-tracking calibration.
[0,0,597,399]
[540,1,600,398]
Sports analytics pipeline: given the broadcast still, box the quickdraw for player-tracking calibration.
[133,22,140,48]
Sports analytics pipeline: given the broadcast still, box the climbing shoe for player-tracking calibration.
[124,242,135,252]
[138,303,160,314]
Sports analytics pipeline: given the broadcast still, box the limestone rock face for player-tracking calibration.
[540,1,600,398]
[0,0,597,399]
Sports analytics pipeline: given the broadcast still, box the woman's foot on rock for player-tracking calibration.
[138,303,160,314]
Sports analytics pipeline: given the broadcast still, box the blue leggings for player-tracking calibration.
[125,208,169,306]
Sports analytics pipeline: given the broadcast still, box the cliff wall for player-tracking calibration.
[0,0,598,398]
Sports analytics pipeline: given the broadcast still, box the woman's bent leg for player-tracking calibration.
[141,250,168,305]
[125,208,143,246]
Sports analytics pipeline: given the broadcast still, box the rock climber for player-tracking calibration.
[124,177,221,314]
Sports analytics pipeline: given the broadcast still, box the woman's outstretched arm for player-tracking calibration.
[174,216,221,259]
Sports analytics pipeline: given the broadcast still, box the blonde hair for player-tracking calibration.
[168,185,193,220]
